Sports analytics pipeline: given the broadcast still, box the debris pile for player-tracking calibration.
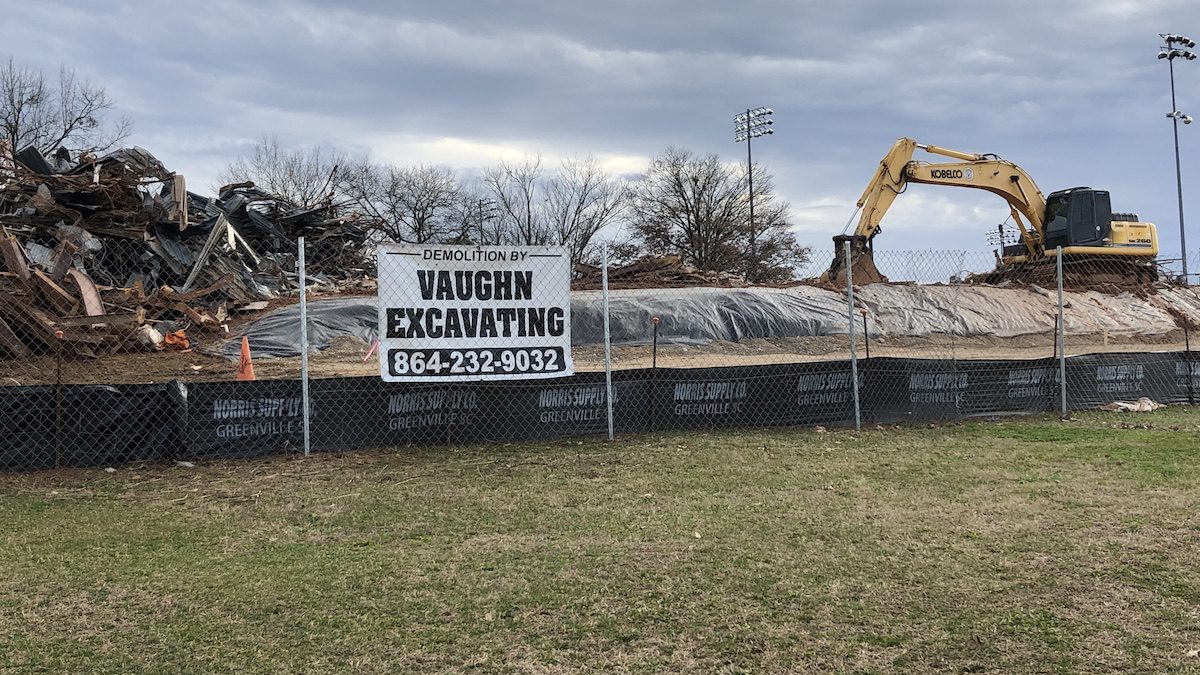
[0,145,374,358]
[572,255,750,290]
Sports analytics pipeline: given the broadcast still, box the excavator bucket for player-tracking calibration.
[819,235,888,286]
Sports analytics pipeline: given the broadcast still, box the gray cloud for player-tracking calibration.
[4,0,1199,258]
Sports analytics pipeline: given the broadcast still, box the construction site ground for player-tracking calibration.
[7,261,1199,385]
[4,332,1190,386]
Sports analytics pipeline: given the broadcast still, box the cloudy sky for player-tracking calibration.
[7,0,1200,267]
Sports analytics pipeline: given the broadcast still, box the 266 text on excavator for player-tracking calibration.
[822,138,1159,286]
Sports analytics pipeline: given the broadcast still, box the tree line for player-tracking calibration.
[1,58,808,282]
[218,137,809,282]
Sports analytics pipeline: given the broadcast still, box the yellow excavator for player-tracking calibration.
[822,137,1159,286]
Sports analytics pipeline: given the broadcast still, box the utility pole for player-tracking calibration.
[476,198,497,245]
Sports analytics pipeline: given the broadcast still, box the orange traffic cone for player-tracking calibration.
[236,335,256,381]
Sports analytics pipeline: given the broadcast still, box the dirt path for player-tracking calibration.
[1,333,1191,386]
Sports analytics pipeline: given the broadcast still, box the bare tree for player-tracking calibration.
[482,157,550,247]
[341,162,465,243]
[482,156,626,262]
[216,135,343,207]
[629,147,807,283]
[544,156,628,263]
[735,162,808,283]
[0,59,131,162]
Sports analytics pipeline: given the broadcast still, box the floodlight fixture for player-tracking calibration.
[1160,47,1198,60]
[1160,33,1197,48]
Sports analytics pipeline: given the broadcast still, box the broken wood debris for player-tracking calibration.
[571,255,752,290]
[0,144,378,359]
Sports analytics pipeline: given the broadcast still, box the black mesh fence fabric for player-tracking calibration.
[2,245,1198,471]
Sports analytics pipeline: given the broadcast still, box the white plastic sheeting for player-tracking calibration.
[573,285,850,346]
[224,284,1200,358]
[857,285,1185,339]
[583,284,1198,342]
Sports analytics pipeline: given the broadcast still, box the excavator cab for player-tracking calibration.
[1032,186,1158,284]
[1001,187,1113,258]
[1041,188,1112,249]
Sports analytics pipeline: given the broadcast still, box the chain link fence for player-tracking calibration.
[2,239,1199,471]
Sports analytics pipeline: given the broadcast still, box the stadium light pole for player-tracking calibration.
[734,106,774,279]
[1160,33,1196,281]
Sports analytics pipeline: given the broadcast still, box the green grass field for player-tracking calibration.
[2,411,1199,673]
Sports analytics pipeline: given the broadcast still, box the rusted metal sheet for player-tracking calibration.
[65,268,105,317]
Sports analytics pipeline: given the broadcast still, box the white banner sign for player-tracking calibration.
[378,244,574,382]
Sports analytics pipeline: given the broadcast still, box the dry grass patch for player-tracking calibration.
[1,410,1200,673]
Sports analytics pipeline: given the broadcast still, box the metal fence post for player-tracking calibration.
[845,241,861,431]
[299,236,311,456]
[1056,246,1067,418]
[53,330,64,469]
[602,242,615,441]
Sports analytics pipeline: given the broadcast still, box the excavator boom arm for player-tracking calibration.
[822,137,1050,285]
[852,138,1049,254]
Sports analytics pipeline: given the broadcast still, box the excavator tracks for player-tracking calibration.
[969,256,1159,289]
[821,246,1160,291]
